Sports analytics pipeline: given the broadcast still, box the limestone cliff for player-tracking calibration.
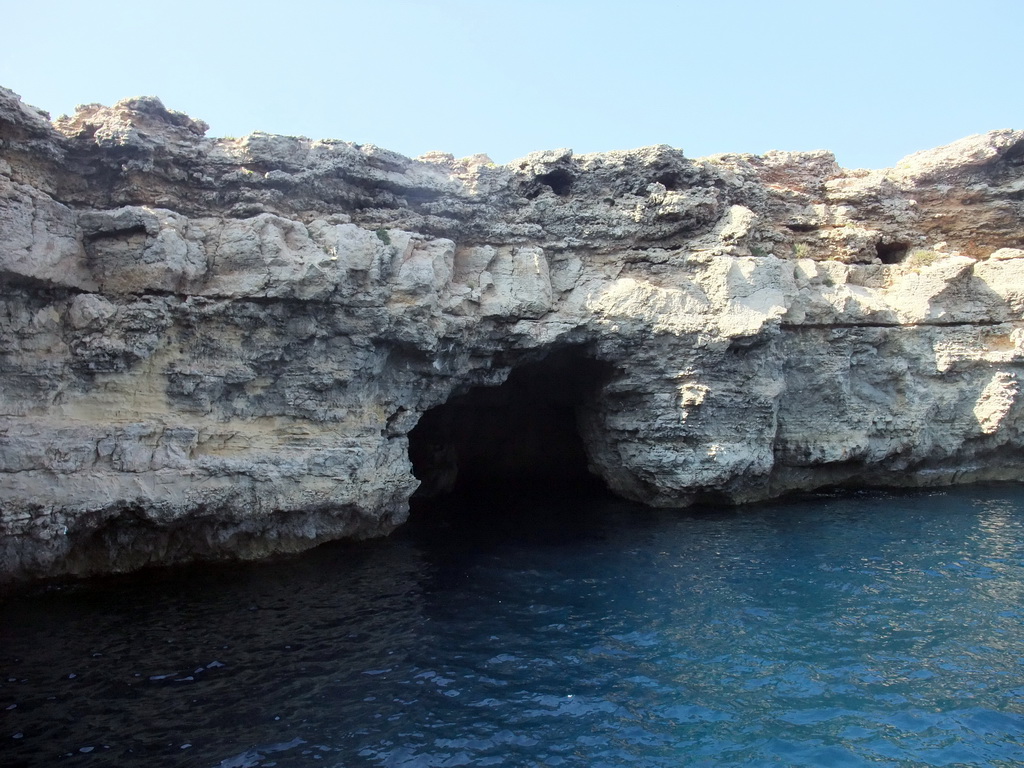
[2,86,1022,582]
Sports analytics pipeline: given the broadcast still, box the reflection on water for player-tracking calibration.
[3,485,1024,767]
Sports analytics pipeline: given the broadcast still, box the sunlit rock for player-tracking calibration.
[1,86,1022,581]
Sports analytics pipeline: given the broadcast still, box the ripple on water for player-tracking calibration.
[2,486,1024,766]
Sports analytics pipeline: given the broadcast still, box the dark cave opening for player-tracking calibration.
[534,168,575,196]
[652,172,681,190]
[876,241,910,264]
[407,348,614,507]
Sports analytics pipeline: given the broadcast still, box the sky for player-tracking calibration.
[2,0,1021,170]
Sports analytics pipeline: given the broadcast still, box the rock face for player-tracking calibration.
[1,86,1023,582]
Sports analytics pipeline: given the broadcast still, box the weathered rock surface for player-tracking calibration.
[1,86,1022,582]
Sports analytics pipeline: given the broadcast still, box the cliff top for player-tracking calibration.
[2,86,1023,262]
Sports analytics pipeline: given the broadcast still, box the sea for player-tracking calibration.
[3,484,1024,767]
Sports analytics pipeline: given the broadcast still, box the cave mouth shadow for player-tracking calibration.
[406,347,616,534]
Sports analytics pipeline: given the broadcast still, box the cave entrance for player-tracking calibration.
[408,347,613,505]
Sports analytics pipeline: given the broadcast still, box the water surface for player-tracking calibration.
[3,485,1024,766]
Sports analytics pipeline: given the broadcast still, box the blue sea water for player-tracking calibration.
[2,485,1024,767]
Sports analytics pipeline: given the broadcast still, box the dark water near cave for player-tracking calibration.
[3,486,1024,767]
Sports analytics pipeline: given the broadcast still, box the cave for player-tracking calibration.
[407,347,614,506]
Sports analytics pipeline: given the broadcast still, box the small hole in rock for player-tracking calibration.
[653,172,680,190]
[535,169,574,196]
[876,242,910,264]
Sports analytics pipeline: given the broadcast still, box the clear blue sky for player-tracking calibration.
[3,0,1021,170]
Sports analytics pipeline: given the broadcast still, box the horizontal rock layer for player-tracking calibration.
[1,87,1023,582]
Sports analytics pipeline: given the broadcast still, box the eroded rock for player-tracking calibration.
[1,86,1023,582]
